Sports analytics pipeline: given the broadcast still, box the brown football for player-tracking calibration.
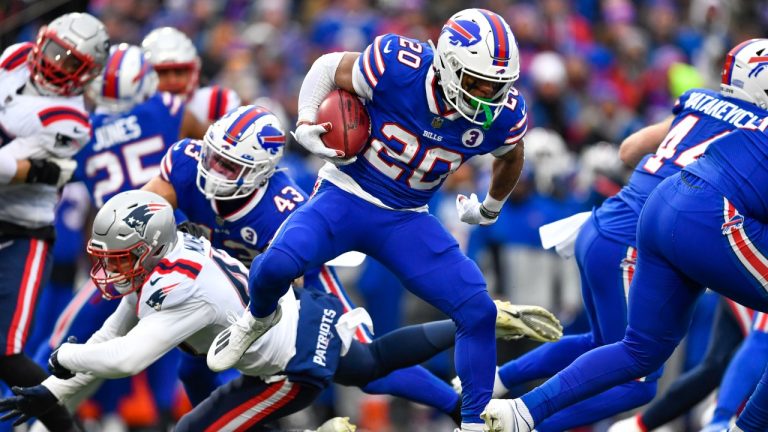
[316,89,371,159]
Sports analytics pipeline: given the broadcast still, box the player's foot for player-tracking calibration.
[494,300,563,342]
[482,399,534,432]
[608,414,645,432]
[207,306,282,371]
[313,416,356,432]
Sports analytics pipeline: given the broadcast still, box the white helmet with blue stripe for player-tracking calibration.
[197,105,285,200]
[720,38,768,109]
[87,43,158,113]
[431,8,520,128]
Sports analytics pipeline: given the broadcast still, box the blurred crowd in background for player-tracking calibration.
[3,0,768,431]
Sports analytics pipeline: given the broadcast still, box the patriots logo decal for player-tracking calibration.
[442,19,481,47]
[123,203,166,237]
[145,283,179,311]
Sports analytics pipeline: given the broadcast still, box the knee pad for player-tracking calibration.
[624,327,677,376]
[252,247,304,290]
[450,292,496,333]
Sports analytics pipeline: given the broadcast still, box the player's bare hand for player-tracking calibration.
[456,193,498,225]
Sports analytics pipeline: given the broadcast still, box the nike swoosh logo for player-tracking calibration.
[0,240,13,251]
[149,277,161,286]
[383,40,392,54]
[73,126,87,135]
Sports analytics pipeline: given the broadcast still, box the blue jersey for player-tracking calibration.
[687,126,768,222]
[595,89,768,246]
[74,92,184,207]
[160,139,308,265]
[334,33,528,209]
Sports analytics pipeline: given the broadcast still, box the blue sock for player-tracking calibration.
[498,334,595,388]
[712,331,768,424]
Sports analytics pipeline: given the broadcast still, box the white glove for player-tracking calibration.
[456,193,499,226]
[291,122,356,166]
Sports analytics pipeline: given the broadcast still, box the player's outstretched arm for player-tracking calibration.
[619,115,673,167]
[457,141,525,225]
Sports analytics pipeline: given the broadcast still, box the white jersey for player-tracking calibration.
[0,43,91,228]
[43,232,300,402]
[186,85,241,124]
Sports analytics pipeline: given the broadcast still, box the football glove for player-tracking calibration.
[0,385,59,426]
[26,158,77,188]
[48,336,77,380]
[177,221,207,239]
[456,193,499,226]
[291,123,356,166]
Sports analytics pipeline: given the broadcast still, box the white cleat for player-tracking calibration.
[482,399,533,432]
[494,300,563,342]
[607,414,645,432]
[314,416,356,432]
[207,306,282,371]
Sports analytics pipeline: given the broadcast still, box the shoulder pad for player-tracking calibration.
[37,105,91,156]
[357,34,415,91]
[142,276,195,312]
[160,138,200,181]
[190,86,242,123]
[158,92,185,116]
[0,42,33,71]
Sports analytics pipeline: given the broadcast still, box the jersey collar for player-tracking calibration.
[211,181,268,223]
[425,67,461,120]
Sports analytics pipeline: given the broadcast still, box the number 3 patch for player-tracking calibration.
[462,128,484,148]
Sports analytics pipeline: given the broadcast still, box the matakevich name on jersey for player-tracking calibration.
[684,91,768,130]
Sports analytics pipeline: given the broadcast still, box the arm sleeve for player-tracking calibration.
[297,52,345,123]
[56,298,215,379]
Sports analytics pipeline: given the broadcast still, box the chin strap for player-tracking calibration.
[470,97,494,130]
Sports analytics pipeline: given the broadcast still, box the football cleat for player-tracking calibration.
[314,416,356,432]
[607,414,645,432]
[482,399,534,432]
[494,300,563,342]
[207,306,282,371]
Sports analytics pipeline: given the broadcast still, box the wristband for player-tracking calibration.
[479,204,500,220]
[482,194,506,213]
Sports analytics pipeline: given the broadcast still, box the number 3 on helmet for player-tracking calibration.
[431,8,520,127]
[721,38,768,109]
[196,105,286,200]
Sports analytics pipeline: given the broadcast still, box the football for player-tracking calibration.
[316,89,371,159]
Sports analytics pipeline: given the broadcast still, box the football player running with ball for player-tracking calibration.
[209,9,529,432]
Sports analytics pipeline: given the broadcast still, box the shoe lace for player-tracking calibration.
[226,310,251,331]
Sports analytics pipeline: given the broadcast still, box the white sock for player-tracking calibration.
[493,366,510,398]
[461,422,485,432]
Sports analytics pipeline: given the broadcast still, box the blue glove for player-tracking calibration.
[48,335,77,379]
[0,385,59,426]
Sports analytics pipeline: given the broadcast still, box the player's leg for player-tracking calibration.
[175,376,320,432]
[372,211,496,429]
[625,297,746,431]
[209,185,358,370]
[305,264,460,416]
[0,237,77,431]
[734,366,768,431]
[536,380,657,432]
[708,314,768,428]
[178,351,234,406]
[497,216,626,391]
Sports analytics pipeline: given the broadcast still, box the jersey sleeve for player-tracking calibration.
[0,42,33,72]
[160,138,199,184]
[36,105,92,158]
[353,34,411,101]
[491,91,529,156]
